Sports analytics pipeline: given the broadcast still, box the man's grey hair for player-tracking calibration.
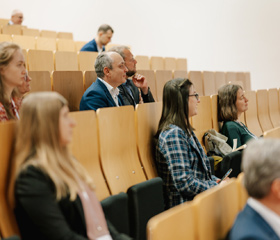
[242,139,280,199]
[109,45,130,60]
[94,52,114,78]
[11,9,23,16]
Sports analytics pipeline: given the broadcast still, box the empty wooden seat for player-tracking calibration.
[52,71,84,111]
[12,35,36,50]
[256,89,273,132]
[210,95,219,132]
[27,49,54,72]
[263,127,280,138]
[0,33,12,42]
[83,71,97,91]
[2,25,22,35]
[75,41,87,51]
[54,51,78,70]
[164,57,176,71]
[57,39,76,52]
[135,102,162,179]
[215,71,226,92]
[244,72,251,91]
[0,18,9,26]
[96,106,147,194]
[137,70,157,101]
[194,179,239,240]
[57,32,73,39]
[135,55,150,70]
[226,71,237,83]
[192,96,212,146]
[173,70,187,79]
[202,71,216,96]
[78,51,98,71]
[36,37,56,51]
[147,202,196,240]
[0,121,20,237]
[69,111,110,200]
[188,71,204,96]
[237,173,248,210]
[40,30,57,38]
[268,88,280,128]
[244,91,263,137]
[176,58,187,71]
[22,28,40,37]
[150,56,164,70]
[28,71,52,92]
[155,70,172,102]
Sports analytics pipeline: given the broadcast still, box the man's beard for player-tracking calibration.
[126,70,136,77]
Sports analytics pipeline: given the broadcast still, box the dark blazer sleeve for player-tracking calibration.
[15,167,88,240]
[141,88,155,103]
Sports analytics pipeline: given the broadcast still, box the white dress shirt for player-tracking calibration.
[248,197,280,238]
[98,78,120,107]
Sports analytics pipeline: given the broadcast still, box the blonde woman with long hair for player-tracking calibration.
[14,92,131,240]
[0,42,31,122]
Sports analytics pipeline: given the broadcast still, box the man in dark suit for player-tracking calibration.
[230,139,280,240]
[109,46,155,106]
[80,52,128,111]
[80,24,113,53]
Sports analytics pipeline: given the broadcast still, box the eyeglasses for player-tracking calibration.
[189,93,199,100]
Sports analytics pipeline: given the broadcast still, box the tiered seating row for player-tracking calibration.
[0,23,73,39]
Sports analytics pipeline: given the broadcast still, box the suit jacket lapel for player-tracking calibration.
[96,79,117,107]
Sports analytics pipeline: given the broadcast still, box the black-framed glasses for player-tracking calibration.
[189,93,199,100]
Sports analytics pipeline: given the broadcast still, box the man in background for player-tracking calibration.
[8,9,23,25]
[109,45,155,106]
[80,52,127,111]
[80,24,113,53]
[230,139,280,240]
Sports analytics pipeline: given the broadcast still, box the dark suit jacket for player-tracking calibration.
[229,204,279,240]
[118,79,155,107]
[80,78,124,111]
[80,38,105,52]
[15,166,132,240]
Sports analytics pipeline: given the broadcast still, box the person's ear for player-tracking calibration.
[103,67,110,77]
[271,178,280,199]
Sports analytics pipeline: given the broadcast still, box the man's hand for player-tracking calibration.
[132,73,149,94]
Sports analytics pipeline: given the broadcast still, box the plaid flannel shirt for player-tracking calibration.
[156,124,218,209]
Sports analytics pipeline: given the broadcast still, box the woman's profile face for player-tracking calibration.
[188,85,200,117]
[0,49,26,88]
[235,88,248,115]
[59,106,76,147]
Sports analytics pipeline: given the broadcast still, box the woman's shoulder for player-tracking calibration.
[17,165,50,183]
[0,102,9,122]
[159,124,187,139]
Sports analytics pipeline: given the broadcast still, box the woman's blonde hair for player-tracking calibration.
[218,84,243,121]
[15,92,94,200]
[0,42,22,119]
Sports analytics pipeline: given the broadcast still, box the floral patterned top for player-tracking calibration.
[0,97,22,122]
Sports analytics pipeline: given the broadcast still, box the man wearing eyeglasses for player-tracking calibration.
[109,46,155,107]
[8,10,24,25]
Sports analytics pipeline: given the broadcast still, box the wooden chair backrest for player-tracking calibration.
[56,39,76,52]
[2,25,22,35]
[263,127,280,138]
[226,71,237,83]
[83,71,97,91]
[176,58,187,71]
[188,71,204,96]
[194,179,239,240]
[12,35,36,50]
[215,71,226,93]
[78,51,98,71]
[244,91,263,137]
[52,71,84,111]
[150,56,164,71]
[0,34,12,42]
[97,106,147,194]
[27,49,54,72]
[244,72,251,91]
[155,70,172,102]
[147,202,196,240]
[173,70,188,79]
[137,70,157,101]
[268,88,280,128]
[57,32,73,39]
[202,71,216,96]
[54,51,78,71]
[40,30,57,38]
[75,41,87,51]
[22,28,40,37]
[36,37,56,51]
[69,111,110,200]
[236,172,248,210]
[0,121,19,237]
[28,71,52,92]
[256,89,273,132]
[135,55,150,70]
[135,102,162,179]
[164,57,176,71]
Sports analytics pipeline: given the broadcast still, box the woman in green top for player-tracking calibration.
[218,84,257,148]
